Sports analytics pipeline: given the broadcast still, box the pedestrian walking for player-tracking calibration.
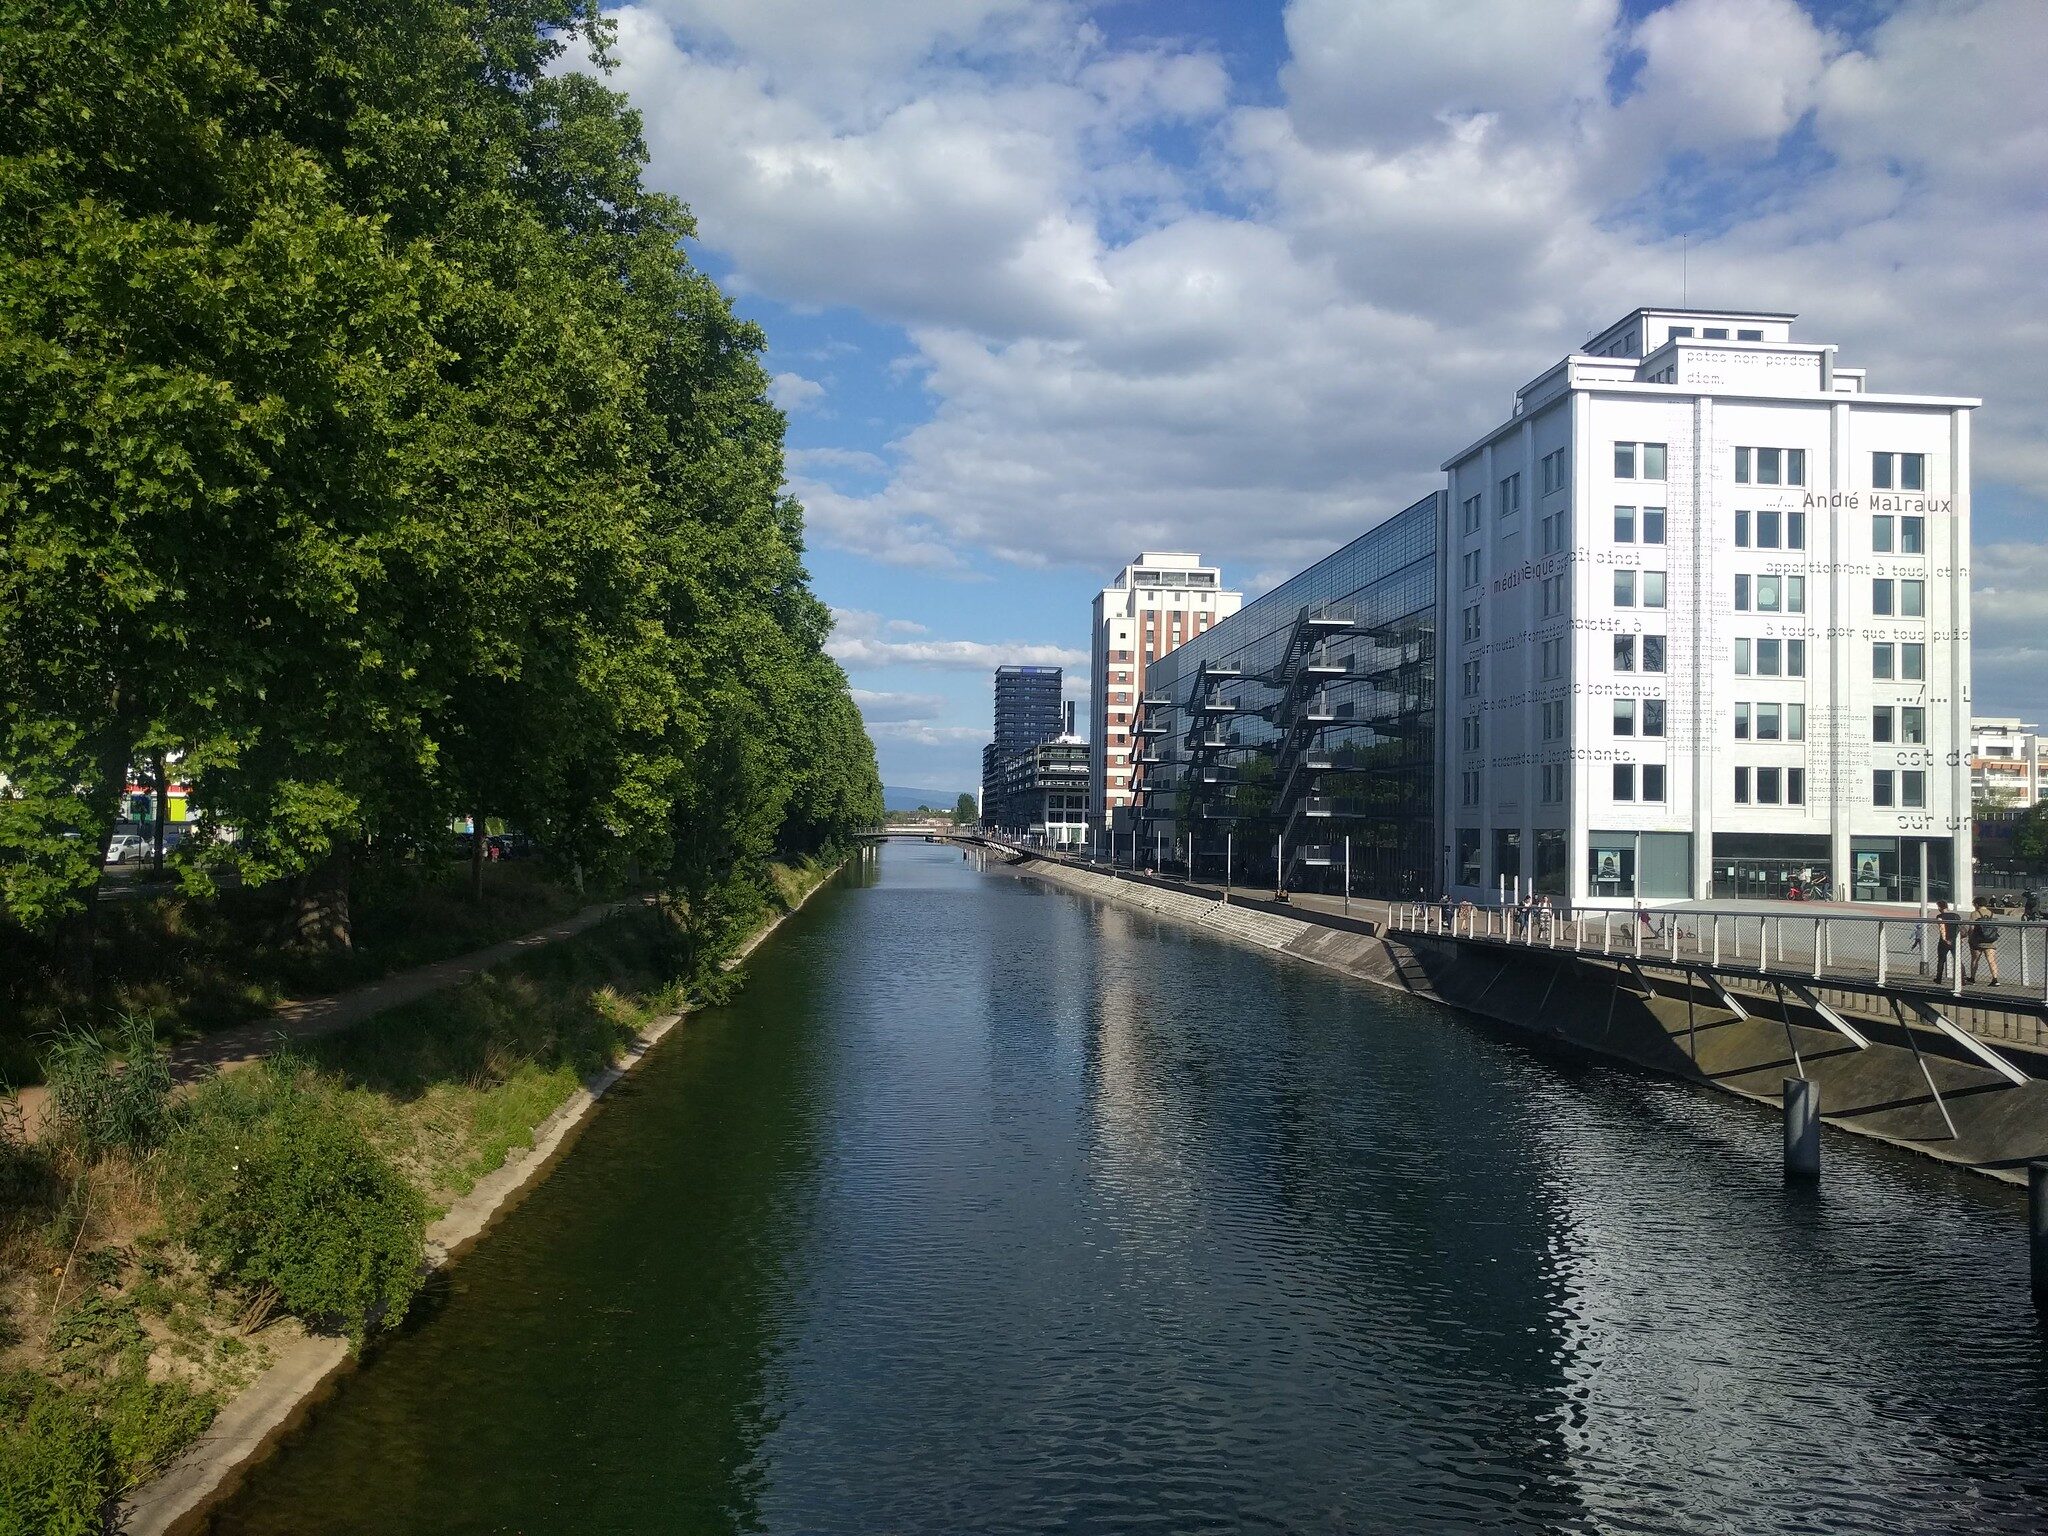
[1968,898,2002,986]
[1934,899,1962,984]
[2023,888,2039,923]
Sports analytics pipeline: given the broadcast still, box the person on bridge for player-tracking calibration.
[1968,899,2002,987]
[1934,900,1962,985]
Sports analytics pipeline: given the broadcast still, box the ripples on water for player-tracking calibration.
[210,844,2048,1535]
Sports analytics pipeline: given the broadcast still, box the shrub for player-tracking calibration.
[41,1015,173,1157]
[97,1366,213,1485]
[161,1064,426,1342]
[0,1367,214,1535]
[0,1371,110,1536]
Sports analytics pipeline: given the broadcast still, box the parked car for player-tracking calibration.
[487,833,539,861]
[104,833,148,865]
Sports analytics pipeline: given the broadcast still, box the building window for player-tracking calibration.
[1642,571,1666,608]
[1756,702,1782,741]
[1735,638,1751,676]
[1738,328,1764,341]
[1463,604,1482,643]
[1462,549,1482,587]
[1669,326,1694,341]
[1461,770,1479,806]
[1499,472,1522,517]
[1734,703,1750,740]
[1615,442,1667,480]
[1901,579,1924,617]
[1540,509,1568,553]
[1901,516,1924,554]
[1872,641,1893,679]
[1873,706,1894,744]
[1462,715,1481,752]
[1541,763,1565,803]
[1735,447,1807,486]
[1615,635,1636,671]
[1643,635,1667,673]
[1615,571,1636,606]
[1873,770,1894,807]
[1872,452,1926,491]
[1462,660,1481,696]
[1902,706,1925,744]
[1872,515,1893,553]
[1873,578,1893,616]
[1643,764,1666,801]
[1462,493,1482,534]
[1735,509,1749,547]
[1788,768,1805,804]
[1902,642,1924,680]
[1615,506,1636,542]
[1735,767,1751,804]
[1540,574,1565,616]
[1643,699,1666,738]
[1542,637,1564,679]
[1541,699,1566,740]
[1614,699,1636,736]
[1540,448,1569,496]
[1756,767,1782,805]
[1902,770,1927,808]
[1704,327,1728,340]
[1642,508,1666,544]
[1614,764,1637,801]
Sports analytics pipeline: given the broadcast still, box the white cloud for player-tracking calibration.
[599,0,2048,689]
[828,608,1085,671]
[1278,0,1618,152]
[788,445,884,476]
[1624,0,1834,151]
[848,687,949,722]
[769,370,826,412]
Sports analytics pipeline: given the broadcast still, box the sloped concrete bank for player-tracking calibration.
[123,869,841,1536]
[1003,857,2048,1187]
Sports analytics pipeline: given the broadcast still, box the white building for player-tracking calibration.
[1971,717,2043,809]
[1089,552,1241,834]
[1440,307,1975,908]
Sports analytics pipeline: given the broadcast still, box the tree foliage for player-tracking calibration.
[0,0,880,941]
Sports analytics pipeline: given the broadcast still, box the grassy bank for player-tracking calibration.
[0,856,835,1533]
[1,864,605,1088]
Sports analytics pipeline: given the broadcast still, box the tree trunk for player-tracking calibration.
[151,748,168,875]
[470,803,486,903]
[63,728,136,990]
[293,841,352,950]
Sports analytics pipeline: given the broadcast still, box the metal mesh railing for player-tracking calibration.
[1390,903,2048,1005]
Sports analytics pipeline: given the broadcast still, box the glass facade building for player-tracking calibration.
[1130,494,1440,896]
[992,665,1064,759]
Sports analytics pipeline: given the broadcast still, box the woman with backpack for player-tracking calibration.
[1967,898,2002,987]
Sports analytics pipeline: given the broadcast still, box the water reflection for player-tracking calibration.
[212,843,2048,1536]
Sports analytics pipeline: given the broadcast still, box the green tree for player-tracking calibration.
[954,793,978,825]
[0,0,880,969]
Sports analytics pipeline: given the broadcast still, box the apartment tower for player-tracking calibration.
[1090,552,1241,834]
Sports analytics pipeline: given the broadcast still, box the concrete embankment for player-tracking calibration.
[1001,856,2048,1187]
[122,868,840,1536]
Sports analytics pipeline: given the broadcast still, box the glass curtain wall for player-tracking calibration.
[1139,495,1439,895]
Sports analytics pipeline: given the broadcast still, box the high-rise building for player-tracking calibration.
[1090,552,1241,835]
[984,665,1063,822]
[992,665,1063,760]
[1440,307,1975,906]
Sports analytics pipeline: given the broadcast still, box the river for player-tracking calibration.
[207,842,2048,1534]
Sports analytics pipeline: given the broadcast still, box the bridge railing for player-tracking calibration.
[1391,902,2048,1007]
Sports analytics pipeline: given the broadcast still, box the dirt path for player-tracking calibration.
[13,896,646,1137]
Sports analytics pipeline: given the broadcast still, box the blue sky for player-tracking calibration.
[593,0,2048,793]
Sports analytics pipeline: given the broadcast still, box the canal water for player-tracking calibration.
[209,843,2048,1535]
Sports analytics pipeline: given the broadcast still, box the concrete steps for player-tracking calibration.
[1201,901,1308,950]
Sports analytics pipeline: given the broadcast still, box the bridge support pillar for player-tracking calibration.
[2030,1161,2048,1315]
[1783,1077,1820,1182]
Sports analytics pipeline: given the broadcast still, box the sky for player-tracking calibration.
[584,0,2048,794]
